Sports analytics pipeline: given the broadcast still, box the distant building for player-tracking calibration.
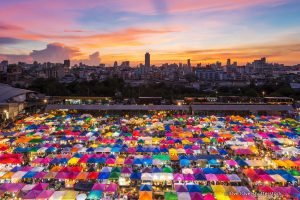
[0,83,37,120]
[0,60,8,73]
[64,59,70,68]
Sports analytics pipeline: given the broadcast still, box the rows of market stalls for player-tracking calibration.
[0,113,299,199]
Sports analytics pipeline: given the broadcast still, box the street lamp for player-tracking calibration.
[262,91,265,97]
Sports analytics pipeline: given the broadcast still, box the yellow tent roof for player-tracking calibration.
[1,171,14,179]
[116,158,124,165]
[211,185,226,194]
[68,157,80,165]
[62,190,78,200]
[273,160,288,167]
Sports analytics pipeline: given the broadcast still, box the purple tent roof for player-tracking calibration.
[235,186,251,194]
[190,192,204,200]
[121,167,132,174]
[33,172,47,179]
[21,166,34,171]
[226,174,241,182]
[124,158,133,165]
[32,183,48,190]
[142,167,152,173]
[23,190,42,199]
[0,183,25,192]
[175,185,188,192]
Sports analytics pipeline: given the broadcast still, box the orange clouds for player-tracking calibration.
[100,43,300,66]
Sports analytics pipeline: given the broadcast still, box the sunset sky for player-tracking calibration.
[0,0,300,66]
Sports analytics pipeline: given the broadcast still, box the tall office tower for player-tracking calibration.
[145,52,150,68]
[187,59,191,67]
[226,59,231,66]
[114,61,118,68]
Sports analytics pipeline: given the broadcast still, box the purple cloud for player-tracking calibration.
[29,43,81,63]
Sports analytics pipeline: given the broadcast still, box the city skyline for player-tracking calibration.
[0,0,300,65]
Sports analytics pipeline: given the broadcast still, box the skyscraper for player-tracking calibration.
[187,59,191,68]
[226,59,231,66]
[145,52,150,68]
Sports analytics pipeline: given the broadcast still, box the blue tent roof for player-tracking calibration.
[236,159,248,167]
[98,172,110,179]
[152,167,162,173]
[152,147,160,154]
[202,168,224,174]
[187,184,201,192]
[208,159,220,165]
[180,159,190,167]
[140,184,152,191]
[23,171,37,178]
[130,172,141,180]
[218,149,228,155]
[133,158,143,165]
[46,146,56,153]
[11,166,22,172]
[194,173,206,181]
[281,174,298,183]
[143,158,153,165]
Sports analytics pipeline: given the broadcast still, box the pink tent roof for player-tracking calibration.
[225,160,238,166]
[173,173,184,181]
[205,174,218,181]
[21,166,34,171]
[36,190,54,199]
[193,168,203,174]
[241,195,256,200]
[216,174,230,182]
[92,183,106,191]
[127,148,136,153]
[105,183,117,192]
[192,145,200,150]
[203,193,216,200]
[106,158,115,165]
[258,186,274,193]
[32,158,43,164]
[235,149,253,155]
[259,175,275,182]
[40,157,52,164]
[184,174,195,181]
[185,149,194,154]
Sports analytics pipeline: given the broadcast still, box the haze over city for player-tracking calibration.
[0,0,300,66]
